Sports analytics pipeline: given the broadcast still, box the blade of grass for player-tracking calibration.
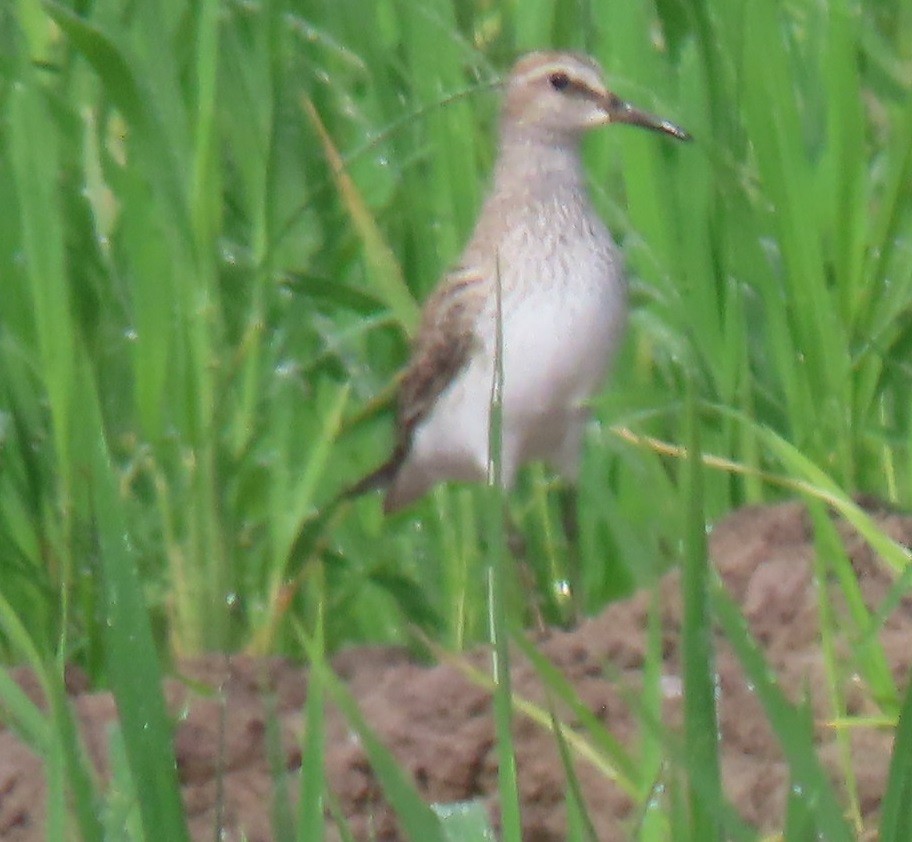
[512,633,640,793]
[712,581,854,842]
[639,587,664,795]
[427,636,643,799]
[0,666,48,751]
[0,55,103,828]
[0,520,101,842]
[189,0,221,256]
[44,1,193,248]
[880,672,912,841]
[759,426,911,577]
[303,96,419,334]
[297,630,446,842]
[297,560,326,842]
[547,698,597,842]
[782,699,817,841]
[487,254,521,841]
[617,655,758,842]
[254,382,350,653]
[680,377,721,839]
[398,0,481,258]
[8,37,75,507]
[705,409,912,576]
[105,723,145,840]
[267,684,295,842]
[86,370,190,842]
[807,500,897,714]
[806,501,864,832]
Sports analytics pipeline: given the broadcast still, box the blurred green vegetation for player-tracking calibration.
[1,0,912,839]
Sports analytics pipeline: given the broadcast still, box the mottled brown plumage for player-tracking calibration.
[344,267,485,503]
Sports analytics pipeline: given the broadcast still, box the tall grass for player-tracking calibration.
[1,0,911,838]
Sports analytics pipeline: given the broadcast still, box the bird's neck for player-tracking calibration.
[492,131,587,197]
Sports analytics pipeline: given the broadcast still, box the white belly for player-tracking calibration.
[398,262,626,502]
[498,276,625,423]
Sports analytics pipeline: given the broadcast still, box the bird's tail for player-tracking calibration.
[339,444,406,502]
[285,448,404,571]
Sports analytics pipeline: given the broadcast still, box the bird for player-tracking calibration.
[346,51,690,513]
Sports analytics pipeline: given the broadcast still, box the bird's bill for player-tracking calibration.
[602,94,691,141]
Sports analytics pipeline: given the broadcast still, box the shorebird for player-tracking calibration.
[347,51,690,513]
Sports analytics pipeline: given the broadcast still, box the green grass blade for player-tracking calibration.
[880,673,912,841]
[782,701,817,841]
[7,41,75,500]
[299,630,446,842]
[487,258,522,842]
[712,583,854,842]
[513,633,640,793]
[189,0,221,255]
[43,1,192,247]
[807,501,897,715]
[0,666,48,751]
[105,723,145,840]
[267,688,295,842]
[304,97,419,334]
[46,676,105,842]
[680,380,721,840]
[0,589,103,840]
[806,502,864,831]
[297,604,326,840]
[87,382,190,842]
[720,410,911,577]
[761,427,910,576]
[548,700,597,842]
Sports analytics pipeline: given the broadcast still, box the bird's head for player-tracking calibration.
[502,51,690,143]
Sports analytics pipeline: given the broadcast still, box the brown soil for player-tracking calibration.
[1,501,910,840]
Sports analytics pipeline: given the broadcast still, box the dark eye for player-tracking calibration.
[548,72,570,91]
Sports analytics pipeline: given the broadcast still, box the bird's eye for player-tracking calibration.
[548,72,570,91]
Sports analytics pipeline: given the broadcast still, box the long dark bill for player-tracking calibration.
[603,94,691,141]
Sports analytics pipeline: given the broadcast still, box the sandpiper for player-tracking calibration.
[348,51,690,512]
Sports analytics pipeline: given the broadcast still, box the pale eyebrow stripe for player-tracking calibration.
[515,65,600,98]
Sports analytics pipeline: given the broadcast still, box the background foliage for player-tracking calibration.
[1,0,912,839]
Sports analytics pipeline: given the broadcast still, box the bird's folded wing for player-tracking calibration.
[340,265,487,501]
[397,264,487,442]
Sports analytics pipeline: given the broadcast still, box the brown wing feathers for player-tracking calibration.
[342,267,485,502]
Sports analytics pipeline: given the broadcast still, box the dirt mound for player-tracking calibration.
[1,501,910,840]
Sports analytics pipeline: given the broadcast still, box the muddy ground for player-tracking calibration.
[1,500,910,840]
